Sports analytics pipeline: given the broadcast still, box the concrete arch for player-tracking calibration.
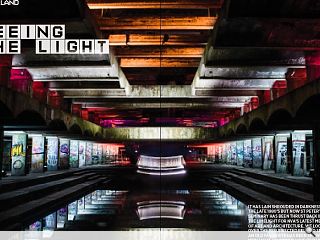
[16,110,46,126]
[0,100,14,125]
[95,132,103,138]
[267,109,293,127]
[84,129,93,137]
[227,128,235,137]
[295,94,320,122]
[69,123,83,135]
[235,124,247,134]
[249,118,267,131]
[48,119,68,131]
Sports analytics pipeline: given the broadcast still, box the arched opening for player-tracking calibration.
[69,124,83,135]
[295,94,320,124]
[95,132,103,138]
[0,100,14,125]
[267,109,293,129]
[48,119,67,131]
[236,124,247,134]
[16,110,46,126]
[249,118,266,131]
[84,130,93,137]
[227,128,235,137]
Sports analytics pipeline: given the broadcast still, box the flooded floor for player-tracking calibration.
[27,172,248,231]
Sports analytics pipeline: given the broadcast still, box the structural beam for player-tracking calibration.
[109,34,208,46]
[81,102,244,109]
[114,46,204,58]
[47,81,121,89]
[195,79,282,90]
[194,89,260,97]
[16,66,118,80]
[60,89,126,97]
[97,17,217,30]
[201,66,302,79]
[87,0,224,9]
[120,58,200,68]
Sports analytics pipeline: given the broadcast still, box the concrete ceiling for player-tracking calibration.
[2,0,317,128]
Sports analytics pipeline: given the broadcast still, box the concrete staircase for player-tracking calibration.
[210,168,314,205]
[0,169,109,230]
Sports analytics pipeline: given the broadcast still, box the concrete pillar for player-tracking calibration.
[46,137,59,171]
[291,132,307,176]
[69,140,79,168]
[286,68,307,92]
[71,104,82,117]
[306,51,320,82]
[271,81,287,100]
[11,133,27,176]
[312,125,320,201]
[85,141,93,165]
[236,141,244,166]
[250,97,259,110]
[79,141,86,167]
[30,135,45,173]
[252,138,262,168]
[261,90,271,104]
[0,126,3,180]
[59,138,70,169]
[0,55,12,87]
[275,134,290,174]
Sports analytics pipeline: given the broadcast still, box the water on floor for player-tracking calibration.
[26,188,248,231]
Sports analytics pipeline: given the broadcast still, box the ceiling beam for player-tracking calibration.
[194,90,261,97]
[33,77,119,82]
[47,81,121,89]
[97,17,217,30]
[87,0,224,9]
[109,34,208,46]
[60,89,126,97]
[201,66,301,79]
[195,79,282,90]
[73,96,251,104]
[120,57,200,67]
[80,102,244,109]
[114,46,204,58]
[16,66,117,80]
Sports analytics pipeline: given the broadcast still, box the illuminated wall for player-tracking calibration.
[59,139,70,169]
[78,141,86,167]
[85,142,93,165]
[11,134,27,176]
[69,140,79,168]
[31,135,45,173]
[243,140,253,167]
[262,136,274,170]
[230,142,237,165]
[252,138,262,168]
[275,135,289,174]
[292,133,306,176]
[236,141,244,166]
[47,137,59,171]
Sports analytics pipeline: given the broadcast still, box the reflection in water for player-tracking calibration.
[26,190,247,231]
[137,155,186,175]
[136,201,186,220]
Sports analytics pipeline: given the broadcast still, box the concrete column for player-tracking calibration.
[70,140,79,168]
[0,55,12,87]
[0,126,3,180]
[30,135,45,173]
[59,138,70,169]
[71,104,81,117]
[312,125,320,201]
[306,51,320,82]
[286,68,307,92]
[261,90,271,104]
